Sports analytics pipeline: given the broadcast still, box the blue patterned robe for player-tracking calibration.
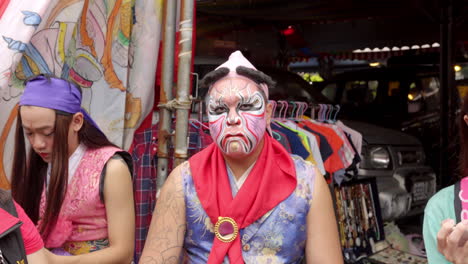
[182,155,317,263]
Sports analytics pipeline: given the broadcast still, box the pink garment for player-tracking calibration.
[460,177,468,221]
[38,146,122,248]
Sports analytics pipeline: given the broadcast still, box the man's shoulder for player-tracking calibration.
[176,161,191,173]
[290,154,316,170]
[290,154,305,163]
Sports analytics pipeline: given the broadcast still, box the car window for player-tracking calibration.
[341,80,379,106]
[287,78,313,101]
[457,81,468,100]
[407,77,440,114]
[407,82,422,113]
[269,72,313,102]
[388,81,400,96]
[421,77,440,112]
[321,83,337,101]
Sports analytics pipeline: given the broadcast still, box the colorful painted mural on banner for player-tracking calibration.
[0,0,162,189]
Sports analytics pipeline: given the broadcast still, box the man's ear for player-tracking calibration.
[266,102,273,126]
[71,112,84,132]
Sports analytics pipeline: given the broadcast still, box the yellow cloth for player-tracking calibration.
[62,238,109,255]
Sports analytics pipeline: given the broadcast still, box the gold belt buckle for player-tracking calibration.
[214,216,239,243]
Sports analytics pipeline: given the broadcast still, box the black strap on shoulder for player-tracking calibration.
[99,151,134,203]
[0,189,28,264]
[455,180,462,223]
[0,190,17,217]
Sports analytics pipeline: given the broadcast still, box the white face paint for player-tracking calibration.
[207,76,267,157]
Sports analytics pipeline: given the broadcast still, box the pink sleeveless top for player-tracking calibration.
[38,146,122,248]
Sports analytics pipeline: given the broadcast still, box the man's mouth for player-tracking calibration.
[222,134,249,148]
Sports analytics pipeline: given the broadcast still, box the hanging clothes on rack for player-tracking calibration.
[271,122,310,160]
[273,120,325,175]
[130,124,159,261]
[268,101,324,175]
[187,119,213,156]
[271,129,293,153]
[296,103,362,184]
[336,120,363,158]
[299,117,346,174]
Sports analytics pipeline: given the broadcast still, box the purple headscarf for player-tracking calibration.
[19,75,102,133]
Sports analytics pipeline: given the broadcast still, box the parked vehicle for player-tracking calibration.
[313,66,461,185]
[261,67,436,220]
[316,66,441,131]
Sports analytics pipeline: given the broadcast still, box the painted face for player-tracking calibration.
[20,106,56,163]
[207,76,267,157]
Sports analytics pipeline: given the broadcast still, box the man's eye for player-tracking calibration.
[239,104,253,111]
[212,106,226,114]
[45,131,54,137]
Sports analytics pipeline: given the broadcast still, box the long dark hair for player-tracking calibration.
[11,80,115,242]
[459,94,468,177]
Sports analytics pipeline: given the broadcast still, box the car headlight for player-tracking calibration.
[360,145,392,169]
[397,150,425,165]
[369,146,391,169]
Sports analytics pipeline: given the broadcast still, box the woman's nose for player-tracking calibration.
[32,135,46,149]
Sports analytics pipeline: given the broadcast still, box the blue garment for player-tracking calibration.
[271,123,310,160]
[333,169,346,185]
[271,130,292,153]
[182,155,317,263]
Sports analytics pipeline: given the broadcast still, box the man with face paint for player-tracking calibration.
[141,51,343,264]
[207,74,268,160]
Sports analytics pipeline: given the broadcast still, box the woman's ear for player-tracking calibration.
[71,112,84,132]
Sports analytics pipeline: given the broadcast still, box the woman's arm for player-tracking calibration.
[140,164,186,264]
[48,157,135,264]
[27,248,49,263]
[305,171,343,263]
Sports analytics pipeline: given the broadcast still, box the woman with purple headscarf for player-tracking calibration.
[10,74,135,263]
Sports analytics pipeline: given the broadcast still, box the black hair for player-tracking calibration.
[199,67,230,91]
[236,66,276,90]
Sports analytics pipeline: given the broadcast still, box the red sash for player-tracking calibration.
[189,134,297,263]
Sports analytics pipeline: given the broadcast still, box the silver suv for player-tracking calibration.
[344,120,436,220]
[262,67,436,221]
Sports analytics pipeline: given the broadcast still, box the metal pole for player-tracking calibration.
[439,0,454,187]
[174,0,194,166]
[156,0,177,190]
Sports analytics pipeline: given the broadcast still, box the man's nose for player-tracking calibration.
[226,111,241,126]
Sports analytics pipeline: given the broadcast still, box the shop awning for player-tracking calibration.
[287,43,441,63]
